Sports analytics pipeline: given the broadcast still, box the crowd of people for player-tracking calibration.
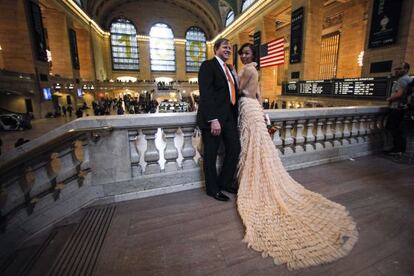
[91,94,159,115]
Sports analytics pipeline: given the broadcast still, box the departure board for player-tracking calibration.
[333,78,388,99]
[283,77,390,100]
[298,80,333,96]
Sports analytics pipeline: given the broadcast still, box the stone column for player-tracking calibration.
[42,9,72,78]
[175,40,186,81]
[142,128,160,174]
[138,37,151,80]
[288,0,324,81]
[76,28,95,81]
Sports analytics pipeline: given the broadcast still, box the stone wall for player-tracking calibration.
[0,0,35,74]
[43,8,73,78]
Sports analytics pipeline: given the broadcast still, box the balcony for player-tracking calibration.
[0,106,413,274]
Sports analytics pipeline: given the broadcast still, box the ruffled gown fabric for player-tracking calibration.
[237,97,358,270]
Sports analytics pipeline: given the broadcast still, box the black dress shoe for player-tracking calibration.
[211,191,230,201]
[223,187,238,194]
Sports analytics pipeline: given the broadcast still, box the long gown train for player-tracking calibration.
[237,97,358,270]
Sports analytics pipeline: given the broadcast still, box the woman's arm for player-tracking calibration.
[256,84,263,106]
[238,66,253,92]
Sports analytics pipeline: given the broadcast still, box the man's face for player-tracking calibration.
[394,67,403,77]
[215,41,232,62]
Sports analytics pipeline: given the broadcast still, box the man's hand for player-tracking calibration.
[210,120,221,136]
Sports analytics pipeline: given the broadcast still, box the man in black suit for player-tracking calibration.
[197,38,241,201]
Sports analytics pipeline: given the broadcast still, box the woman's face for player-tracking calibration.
[240,46,254,65]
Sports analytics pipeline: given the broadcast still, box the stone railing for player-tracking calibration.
[0,106,391,256]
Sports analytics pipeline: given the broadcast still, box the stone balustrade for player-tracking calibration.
[0,106,395,256]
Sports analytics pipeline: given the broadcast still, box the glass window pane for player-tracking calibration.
[185,26,206,72]
[241,0,256,12]
[110,18,139,71]
[225,11,234,27]
[150,23,176,71]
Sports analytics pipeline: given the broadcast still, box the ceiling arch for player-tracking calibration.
[83,0,237,38]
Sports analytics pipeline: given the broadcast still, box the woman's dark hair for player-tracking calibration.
[238,43,256,59]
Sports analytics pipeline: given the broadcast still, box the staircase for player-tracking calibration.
[0,205,115,276]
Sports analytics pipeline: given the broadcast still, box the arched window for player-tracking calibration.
[225,10,234,27]
[150,23,175,71]
[241,0,256,12]
[185,27,206,72]
[110,18,139,71]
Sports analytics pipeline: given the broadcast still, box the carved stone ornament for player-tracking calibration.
[73,140,84,162]
[49,153,61,176]
[25,167,36,188]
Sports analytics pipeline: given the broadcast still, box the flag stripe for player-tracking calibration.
[261,56,284,63]
[259,37,285,68]
[261,60,284,68]
[260,53,284,60]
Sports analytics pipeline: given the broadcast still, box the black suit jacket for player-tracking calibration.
[197,58,239,129]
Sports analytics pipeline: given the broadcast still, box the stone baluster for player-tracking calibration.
[142,128,161,174]
[80,141,90,171]
[294,120,306,153]
[305,119,316,152]
[163,127,179,172]
[349,116,359,144]
[333,117,344,147]
[272,122,284,154]
[283,120,295,155]
[364,115,374,143]
[181,126,197,169]
[358,116,367,143]
[22,166,36,214]
[342,117,351,145]
[365,116,373,136]
[128,130,142,177]
[315,119,325,150]
[324,118,335,149]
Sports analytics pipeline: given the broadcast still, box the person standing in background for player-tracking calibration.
[385,62,411,155]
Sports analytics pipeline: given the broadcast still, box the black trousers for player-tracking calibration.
[386,109,406,152]
[201,110,241,196]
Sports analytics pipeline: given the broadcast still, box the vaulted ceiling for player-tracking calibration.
[82,0,238,38]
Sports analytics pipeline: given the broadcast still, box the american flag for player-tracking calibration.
[259,38,285,68]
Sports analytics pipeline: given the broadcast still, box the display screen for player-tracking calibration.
[283,77,390,100]
[42,87,52,100]
[77,88,83,97]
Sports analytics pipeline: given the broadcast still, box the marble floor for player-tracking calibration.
[0,116,77,154]
[1,154,413,276]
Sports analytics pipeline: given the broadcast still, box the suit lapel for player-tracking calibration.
[212,58,227,82]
